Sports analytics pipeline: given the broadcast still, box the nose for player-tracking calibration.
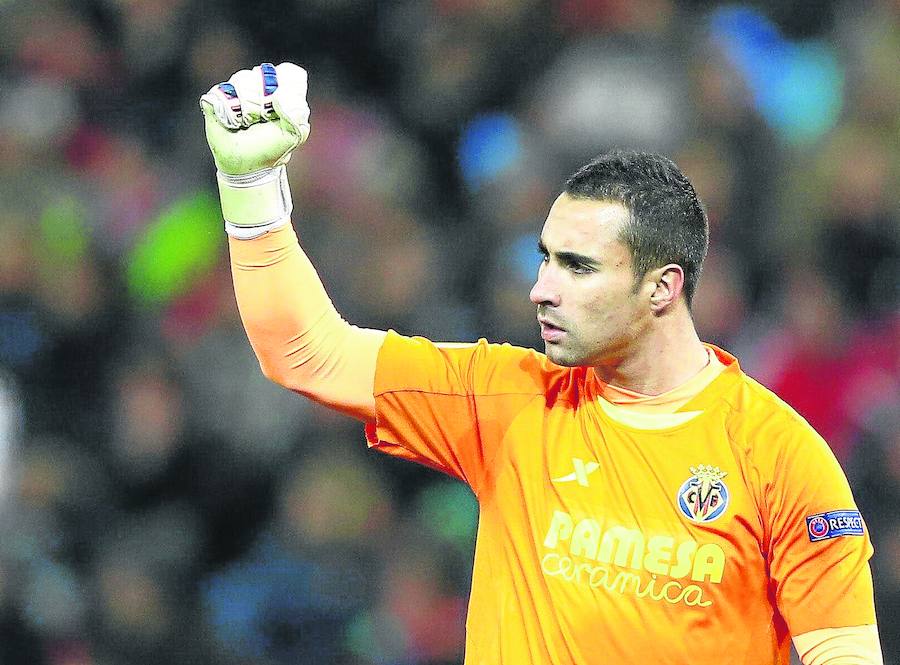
[529,264,560,307]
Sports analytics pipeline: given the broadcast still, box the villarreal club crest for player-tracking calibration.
[677,465,730,523]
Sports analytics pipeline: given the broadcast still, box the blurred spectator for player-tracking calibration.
[203,444,392,663]
[849,400,900,664]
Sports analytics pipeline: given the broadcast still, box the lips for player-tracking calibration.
[537,315,565,331]
[538,316,566,342]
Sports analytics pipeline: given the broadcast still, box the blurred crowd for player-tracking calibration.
[0,0,897,663]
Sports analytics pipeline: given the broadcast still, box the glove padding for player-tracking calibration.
[200,62,310,176]
[200,63,310,236]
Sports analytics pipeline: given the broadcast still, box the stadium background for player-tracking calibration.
[0,0,897,663]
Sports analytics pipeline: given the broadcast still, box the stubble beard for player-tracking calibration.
[544,337,586,367]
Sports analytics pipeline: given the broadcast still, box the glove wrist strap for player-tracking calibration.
[217,166,293,239]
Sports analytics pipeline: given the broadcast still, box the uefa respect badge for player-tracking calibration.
[806,510,865,542]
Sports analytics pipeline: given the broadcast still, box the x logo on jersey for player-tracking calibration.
[552,458,600,487]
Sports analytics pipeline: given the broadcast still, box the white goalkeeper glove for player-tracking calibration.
[200,62,311,239]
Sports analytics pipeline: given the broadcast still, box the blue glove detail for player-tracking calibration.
[261,63,278,96]
[218,83,238,99]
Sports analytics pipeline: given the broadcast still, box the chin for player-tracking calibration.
[544,344,585,367]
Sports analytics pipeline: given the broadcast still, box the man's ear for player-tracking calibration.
[648,264,685,313]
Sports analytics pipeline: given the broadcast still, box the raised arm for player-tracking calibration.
[201,62,385,421]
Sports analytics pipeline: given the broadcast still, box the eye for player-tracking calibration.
[567,261,594,275]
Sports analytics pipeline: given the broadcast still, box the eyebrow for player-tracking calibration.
[537,239,601,267]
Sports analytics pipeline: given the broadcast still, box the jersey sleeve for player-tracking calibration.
[762,412,877,636]
[364,331,559,495]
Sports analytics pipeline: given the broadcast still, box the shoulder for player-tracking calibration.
[716,371,859,538]
[721,370,837,473]
[727,372,812,432]
[378,331,585,399]
[703,345,813,439]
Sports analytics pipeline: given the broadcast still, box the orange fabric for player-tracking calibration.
[365,333,876,665]
[794,625,883,664]
[598,346,725,412]
[228,224,383,420]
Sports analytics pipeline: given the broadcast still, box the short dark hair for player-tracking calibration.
[564,150,709,307]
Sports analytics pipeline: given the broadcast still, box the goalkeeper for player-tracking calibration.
[200,63,883,664]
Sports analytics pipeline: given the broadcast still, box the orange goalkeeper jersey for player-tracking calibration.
[364,332,875,665]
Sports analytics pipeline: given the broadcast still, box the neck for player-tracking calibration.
[592,313,709,396]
